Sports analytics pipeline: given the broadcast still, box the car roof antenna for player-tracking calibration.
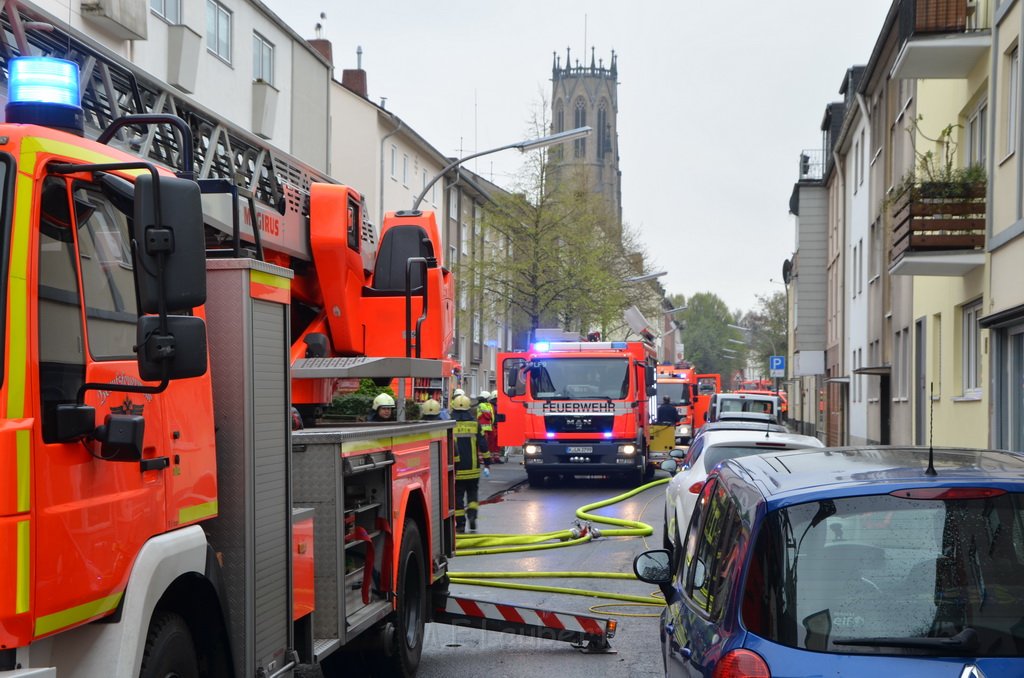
[925,381,937,476]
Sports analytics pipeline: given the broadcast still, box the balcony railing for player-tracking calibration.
[899,0,992,38]
[890,182,986,270]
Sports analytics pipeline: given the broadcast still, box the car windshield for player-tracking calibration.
[743,491,1024,656]
[720,399,774,414]
[530,358,629,400]
[702,444,800,472]
[658,382,690,404]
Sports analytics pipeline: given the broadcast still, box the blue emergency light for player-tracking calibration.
[6,57,84,135]
[532,342,550,353]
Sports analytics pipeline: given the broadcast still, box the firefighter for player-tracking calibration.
[452,394,488,532]
[656,396,681,426]
[369,393,396,422]
[420,398,441,420]
[478,390,499,462]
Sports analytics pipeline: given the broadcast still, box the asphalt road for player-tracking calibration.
[418,454,669,678]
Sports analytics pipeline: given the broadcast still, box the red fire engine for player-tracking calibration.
[0,13,614,677]
[496,340,658,485]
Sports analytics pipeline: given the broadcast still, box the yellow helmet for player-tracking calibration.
[420,399,441,416]
[372,393,396,410]
[451,394,472,411]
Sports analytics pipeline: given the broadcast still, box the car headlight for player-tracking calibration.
[678,425,691,436]
[524,444,540,455]
[618,444,636,456]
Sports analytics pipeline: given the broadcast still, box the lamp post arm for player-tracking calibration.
[412,142,523,211]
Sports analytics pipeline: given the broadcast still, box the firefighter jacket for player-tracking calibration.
[453,412,488,480]
[476,401,495,432]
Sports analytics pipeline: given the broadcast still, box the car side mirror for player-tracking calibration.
[633,549,671,584]
[134,174,206,314]
[669,449,685,459]
[661,459,678,474]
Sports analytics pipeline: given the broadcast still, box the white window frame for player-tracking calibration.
[252,32,274,85]
[962,300,983,396]
[206,0,232,63]
[853,140,860,195]
[151,0,180,23]
[967,100,987,168]
[402,154,409,187]
[390,145,397,180]
[1008,46,1019,158]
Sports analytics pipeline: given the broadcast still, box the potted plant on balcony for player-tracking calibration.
[889,116,986,203]
[887,116,986,262]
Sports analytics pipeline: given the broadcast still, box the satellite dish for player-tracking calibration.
[782,259,793,285]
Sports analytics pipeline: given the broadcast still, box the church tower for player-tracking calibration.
[550,47,622,235]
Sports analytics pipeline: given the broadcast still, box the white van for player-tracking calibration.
[706,392,781,424]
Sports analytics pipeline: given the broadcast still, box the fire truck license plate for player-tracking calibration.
[567,446,593,454]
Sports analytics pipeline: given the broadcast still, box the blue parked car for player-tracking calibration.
[634,447,1024,677]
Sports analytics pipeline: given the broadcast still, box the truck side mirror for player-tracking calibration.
[134,174,206,314]
[92,414,145,462]
[137,315,208,381]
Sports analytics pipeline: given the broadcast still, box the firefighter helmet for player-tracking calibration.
[372,393,396,411]
[454,388,465,397]
[420,398,441,416]
[452,394,472,411]
[478,390,491,401]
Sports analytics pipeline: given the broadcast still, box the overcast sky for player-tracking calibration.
[264,0,892,314]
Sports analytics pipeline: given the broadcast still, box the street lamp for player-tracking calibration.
[624,271,668,284]
[412,126,592,210]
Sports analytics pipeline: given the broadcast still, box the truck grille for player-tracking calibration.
[544,415,613,433]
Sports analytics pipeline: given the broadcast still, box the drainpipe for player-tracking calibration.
[379,114,404,226]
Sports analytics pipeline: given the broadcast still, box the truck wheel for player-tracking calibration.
[376,520,426,677]
[139,611,199,678]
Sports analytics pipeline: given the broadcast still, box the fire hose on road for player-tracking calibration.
[449,477,670,613]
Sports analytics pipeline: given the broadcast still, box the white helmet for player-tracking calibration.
[420,399,441,416]
[478,390,491,401]
[454,388,465,397]
[452,394,472,411]
[372,393,396,411]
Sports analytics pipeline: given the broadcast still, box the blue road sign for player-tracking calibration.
[769,355,785,377]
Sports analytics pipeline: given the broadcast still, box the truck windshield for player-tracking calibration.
[657,382,690,405]
[531,358,629,400]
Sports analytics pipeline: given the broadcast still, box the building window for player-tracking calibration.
[151,0,180,23]
[390,145,397,180]
[421,169,427,194]
[962,299,982,395]
[858,130,865,185]
[997,324,1024,451]
[1008,46,1019,157]
[402,154,409,187]
[252,32,274,85]
[851,243,858,298]
[573,97,587,158]
[206,0,232,63]
[857,238,863,294]
[853,140,860,194]
[597,99,609,157]
[896,327,910,400]
[967,100,987,168]
[449,189,458,220]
